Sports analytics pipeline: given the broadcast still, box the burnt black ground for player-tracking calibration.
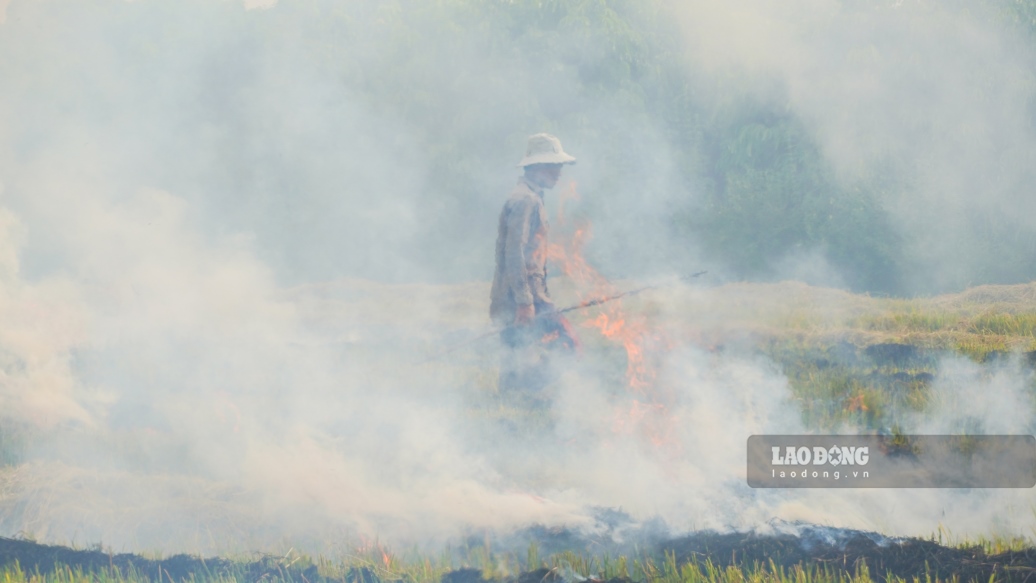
[1,525,1035,583]
[662,529,1036,583]
[0,535,320,581]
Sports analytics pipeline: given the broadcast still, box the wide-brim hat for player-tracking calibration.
[517,133,577,167]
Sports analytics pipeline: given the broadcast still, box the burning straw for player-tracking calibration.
[546,183,680,456]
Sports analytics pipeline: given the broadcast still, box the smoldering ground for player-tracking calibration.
[0,0,1034,557]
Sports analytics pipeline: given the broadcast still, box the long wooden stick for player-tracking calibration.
[421,271,706,363]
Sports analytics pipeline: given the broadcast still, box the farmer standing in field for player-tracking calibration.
[490,133,581,400]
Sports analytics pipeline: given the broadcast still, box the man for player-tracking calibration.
[490,133,580,397]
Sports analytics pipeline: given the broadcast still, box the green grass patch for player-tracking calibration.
[1,542,1032,583]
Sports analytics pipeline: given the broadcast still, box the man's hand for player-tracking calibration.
[514,304,535,325]
[555,314,583,354]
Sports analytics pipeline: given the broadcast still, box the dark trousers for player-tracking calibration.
[498,311,579,396]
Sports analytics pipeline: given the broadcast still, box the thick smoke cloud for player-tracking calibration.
[0,0,1032,557]
[669,0,1036,293]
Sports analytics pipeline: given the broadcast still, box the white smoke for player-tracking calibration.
[0,0,1033,557]
[668,0,1036,292]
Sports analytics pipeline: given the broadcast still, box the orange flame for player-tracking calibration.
[846,393,869,412]
[356,538,393,570]
[547,182,679,456]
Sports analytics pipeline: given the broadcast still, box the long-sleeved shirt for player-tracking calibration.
[489,176,552,323]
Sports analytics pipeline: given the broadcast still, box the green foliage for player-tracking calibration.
[690,102,902,292]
